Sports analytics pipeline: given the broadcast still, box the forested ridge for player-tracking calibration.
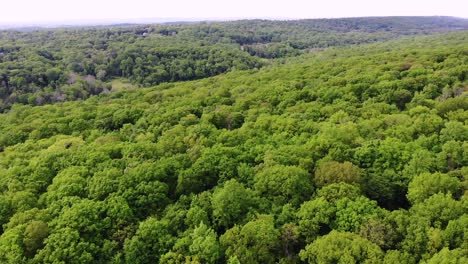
[0,19,467,264]
[0,16,467,111]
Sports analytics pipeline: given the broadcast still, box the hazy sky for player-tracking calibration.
[1,0,467,24]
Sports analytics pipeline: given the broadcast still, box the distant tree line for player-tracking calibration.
[0,16,467,111]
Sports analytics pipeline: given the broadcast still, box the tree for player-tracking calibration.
[437,141,466,172]
[424,248,468,264]
[254,164,313,206]
[402,149,437,179]
[383,250,416,264]
[124,218,174,264]
[220,215,280,263]
[23,220,49,257]
[299,230,384,263]
[188,223,221,263]
[407,172,461,204]
[332,196,381,232]
[439,121,468,143]
[211,179,257,229]
[0,197,12,230]
[35,227,97,264]
[176,145,245,194]
[9,191,37,213]
[280,223,300,262]
[0,224,27,264]
[118,178,169,218]
[87,168,121,200]
[436,97,467,117]
[391,89,412,110]
[442,215,467,250]
[297,197,335,243]
[316,182,362,202]
[411,193,464,229]
[120,57,134,77]
[314,160,362,187]
[43,166,88,205]
[45,68,62,84]
[358,218,397,250]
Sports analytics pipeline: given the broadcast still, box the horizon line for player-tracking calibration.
[1,15,467,28]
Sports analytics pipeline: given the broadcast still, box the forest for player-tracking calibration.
[0,16,467,111]
[0,17,467,263]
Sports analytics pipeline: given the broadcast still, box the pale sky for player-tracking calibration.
[1,0,467,24]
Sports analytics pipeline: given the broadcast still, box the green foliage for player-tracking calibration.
[35,227,98,264]
[332,196,382,232]
[0,197,12,229]
[220,215,280,263]
[123,218,174,264]
[442,215,468,250]
[254,164,313,206]
[411,193,464,229]
[0,27,467,262]
[316,182,362,202]
[299,230,384,263]
[0,17,466,111]
[314,160,362,187]
[188,223,221,263]
[424,248,468,264]
[297,197,335,242]
[383,250,416,264]
[358,218,397,250]
[23,220,48,257]
[0,224,27,264]
[211,179,257,229]
[407,172,461,204]
[42,166,88,205]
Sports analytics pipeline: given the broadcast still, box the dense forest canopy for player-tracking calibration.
[0,17,467,263]
[0,16,467,111]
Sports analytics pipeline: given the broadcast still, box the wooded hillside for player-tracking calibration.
[0,29,466,263]
[0,16,467,111]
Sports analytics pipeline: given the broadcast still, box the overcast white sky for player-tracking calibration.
[1,0,467,24]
